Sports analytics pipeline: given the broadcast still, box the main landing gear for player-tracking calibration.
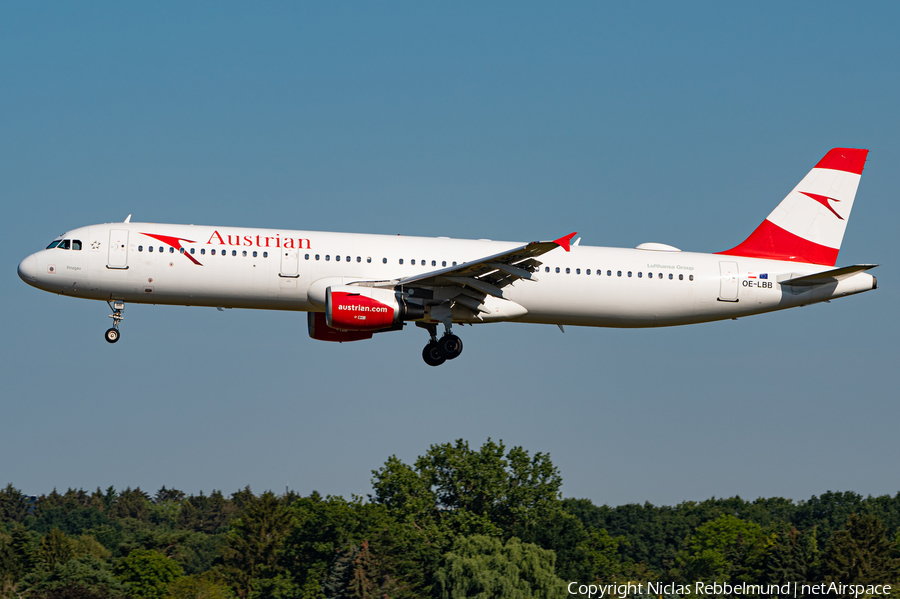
[420,323,463,367]
[105,300,124,344]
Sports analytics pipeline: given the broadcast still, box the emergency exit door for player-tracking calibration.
[280,248,300,277]
[107,230,129,269]
[718,261,739,302]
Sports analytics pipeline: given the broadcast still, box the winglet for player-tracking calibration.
[553,232,578,252]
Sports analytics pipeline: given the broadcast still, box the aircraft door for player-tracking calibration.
[107,229,129,269]
[718,261,739,302]
[279,247,300,278]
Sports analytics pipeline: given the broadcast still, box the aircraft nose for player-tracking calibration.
[17,254,38,284]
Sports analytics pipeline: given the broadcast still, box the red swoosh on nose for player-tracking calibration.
[140,233,203,265]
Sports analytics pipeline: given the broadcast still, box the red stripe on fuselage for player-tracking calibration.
[814,148,868,175]
[716,220,839,266]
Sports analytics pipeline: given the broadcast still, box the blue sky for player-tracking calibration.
[2,2,897,507]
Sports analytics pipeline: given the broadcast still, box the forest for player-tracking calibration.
[2,439,899,598]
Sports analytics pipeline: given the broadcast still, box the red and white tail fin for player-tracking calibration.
[718,148,868,266]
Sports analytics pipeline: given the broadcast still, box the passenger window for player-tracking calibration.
[638,272,642,278]
[211,249,215,255]
[555,267,560,273]
[46,241,61,249]
[304,253,308,260]
[367,257,371,263]
[231,250,236,256]
[566,268,570,274]
[336,255,340,261]
[442,261,447,267]
[263,252,268,258]
[628,271,632,277]
[658,273,663,279]
[689,275,694,281]
[242,251,247,257]
[357,256,362,263]
[255,251,260,258]
[617,271,622,277]
[200,248,205,255]
[190,248,195,255]
[382,258,387,264]
[159,247,163,252]
[170,247,175,253]
[586,269,590,275]
[346,256,350,262]
[669,273,673,279]
[411,259,416,265]
[432,260,436,266]
[453,262,457,266]
[545,267,550,272]
[72,240,82,250]
[679,274,683,280]
[180,248,185,254]
[607,270,612,276]
[138,245,143,252]
[316,254,320,260]
[399,259,404,264]
[326,255,330,261]
[576,268,581,274]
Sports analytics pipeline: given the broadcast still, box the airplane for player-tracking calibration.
[17,148,877,366]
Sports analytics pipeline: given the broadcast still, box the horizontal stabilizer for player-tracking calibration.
[779,264,878,287]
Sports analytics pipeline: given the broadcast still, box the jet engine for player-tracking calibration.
[325,285,425,331]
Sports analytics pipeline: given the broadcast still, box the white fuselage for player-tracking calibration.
[18,221,876,329]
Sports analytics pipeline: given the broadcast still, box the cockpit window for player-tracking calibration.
[58,240,71,250]
[72,240,82,250]
[46,240,61,249]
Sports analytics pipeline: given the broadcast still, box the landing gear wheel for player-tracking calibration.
[437,334,463,360]
[105,328,120,344]
[422,342,446,366]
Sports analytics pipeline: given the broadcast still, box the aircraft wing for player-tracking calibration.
[360,232,576,298]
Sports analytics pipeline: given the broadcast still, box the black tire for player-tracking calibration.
[437,334,463,360]
[105,328,120,344]
[422,342,446,366]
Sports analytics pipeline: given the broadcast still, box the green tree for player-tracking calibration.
[434,535,566,599]
[373,439,562,533]
[114,488,152,521]
[164,573,236,599]
[371,439,584,578]
[579,528,630,582]
[265,494,394,599]
[764,526,818,585]
[25,554,126,599]
[1,526,38,584]
[38,528,76,569]
[673,515,769,584]
[0,484,30,524]
[114,549,183,599]
[822,514,900,585]
[220,492,292,598]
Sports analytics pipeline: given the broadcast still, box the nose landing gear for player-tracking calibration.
[105,300,124,344]
[420,323,463,366]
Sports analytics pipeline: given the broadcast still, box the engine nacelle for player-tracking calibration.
[326,285,424,331]
[308,312,373,342]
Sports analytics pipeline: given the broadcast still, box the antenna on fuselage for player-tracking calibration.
[124,214,132,223]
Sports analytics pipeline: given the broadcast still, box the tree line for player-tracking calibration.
[2,439,899,598]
